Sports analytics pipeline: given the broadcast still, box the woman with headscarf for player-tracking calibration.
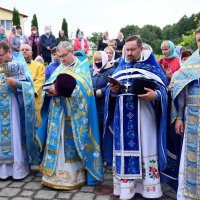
[175,45,186,57]
[104,46,115,65]
[158,40,180,82]
[90,51,115,151]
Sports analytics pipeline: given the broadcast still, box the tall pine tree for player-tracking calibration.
[62,18,68,39]
[31,14,39,31]
[12,7,20,26]
[76,28,80,38]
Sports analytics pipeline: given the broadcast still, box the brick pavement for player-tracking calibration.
[0,166,176,200]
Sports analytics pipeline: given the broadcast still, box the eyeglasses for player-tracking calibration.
[0,51,7,57]
[58,51,70,59]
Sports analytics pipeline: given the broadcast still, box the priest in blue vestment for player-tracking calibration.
[169,28,200,200]
[37,41,103,189]
[103,35,168,199]
[0,41,36,179]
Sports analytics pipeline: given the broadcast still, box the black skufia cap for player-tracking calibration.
[129,78,158,95]
[54,74,76,97]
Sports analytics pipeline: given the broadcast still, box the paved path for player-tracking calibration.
[0,166,176,200]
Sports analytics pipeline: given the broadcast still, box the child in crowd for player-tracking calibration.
[45,47,61,81]
[35,55,44,65]
[180,49,192,65]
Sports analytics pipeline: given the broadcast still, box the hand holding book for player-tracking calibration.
[100,75,126,89]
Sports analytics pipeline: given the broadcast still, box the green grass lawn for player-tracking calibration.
[155,54,162,60]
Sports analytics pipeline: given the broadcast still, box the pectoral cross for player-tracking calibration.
[125,82,129,93]
[125,65,130,93]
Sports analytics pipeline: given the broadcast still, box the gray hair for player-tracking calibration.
[56,41,73,52]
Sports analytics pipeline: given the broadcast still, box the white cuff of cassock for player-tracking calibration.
[96,89,102,98]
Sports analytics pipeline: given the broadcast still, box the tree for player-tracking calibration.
[139,25,163,54]
[12,7,20,26]
[162,12,200,44]
[120,25,140,39]
[87,32,102,49]
[76,28,80,38]
[180,31,196,51]
[118,12,200,54]
[180,20,200,51]
[31,14,38,30]
[62,18,68,39]
[162,24,175,40]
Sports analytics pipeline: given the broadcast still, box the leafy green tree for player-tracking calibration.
[162,12,200,44]
[162,24,176,41]
[12,7,20,26]
[118,12,200,53]
[76,28,80,38]
[31,14,38,30]
[139,25,163,54]
[62,18,68,38]
[175,15,189,36]
[187,14,198,30]
[180,21,200,51]
[195,13,200,27]
[180,31,196,51]
[120,25,140,39]
[87,32,102,48]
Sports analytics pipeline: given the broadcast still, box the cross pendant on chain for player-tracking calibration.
[125,65,129,92]
[125,82,129,92]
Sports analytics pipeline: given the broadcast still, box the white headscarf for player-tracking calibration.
[104,46,115,64]
[92,51,108,72]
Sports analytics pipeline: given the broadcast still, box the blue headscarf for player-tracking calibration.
[164,40,178,59]
[175,46,182,57]
[0,34,7,40]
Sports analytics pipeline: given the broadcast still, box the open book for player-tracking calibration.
[101,75,126,89]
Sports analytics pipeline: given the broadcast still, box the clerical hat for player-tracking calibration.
[129,77,158,95]
[54,73,76,97]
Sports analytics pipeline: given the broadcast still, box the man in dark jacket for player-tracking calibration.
[39,26,57,64]
[108,39,121,59]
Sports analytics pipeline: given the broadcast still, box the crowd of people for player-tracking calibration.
[0,23,200,200]
[0,25,90,64]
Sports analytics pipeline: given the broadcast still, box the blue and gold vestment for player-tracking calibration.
[37,58,103,187]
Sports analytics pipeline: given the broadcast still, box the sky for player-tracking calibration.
[0,0,200,39]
